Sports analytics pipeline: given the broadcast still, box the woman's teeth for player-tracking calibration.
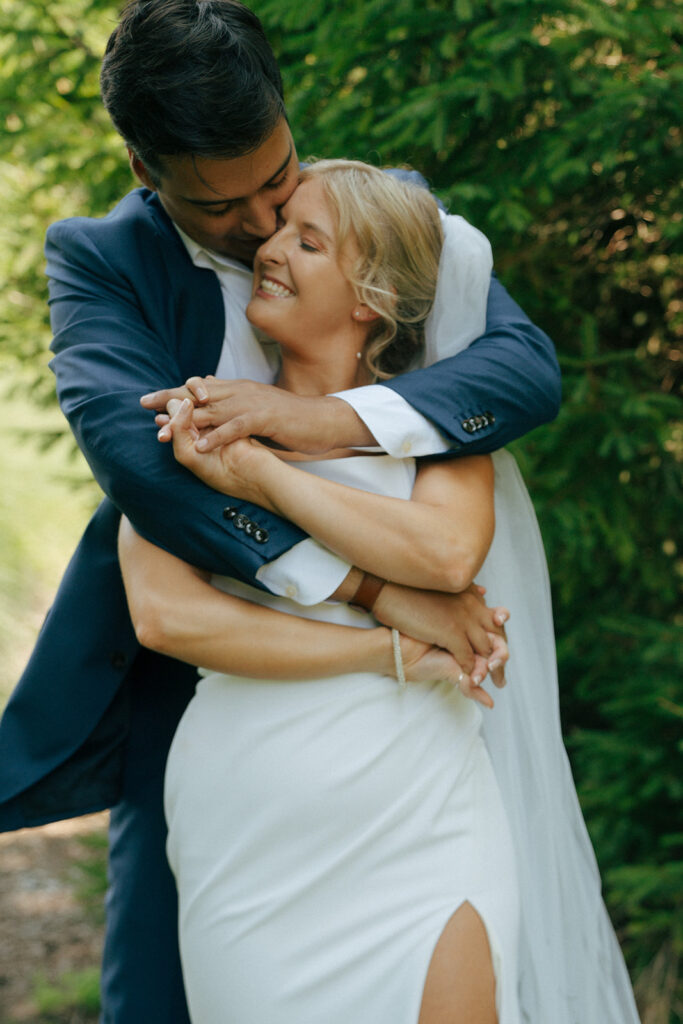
[260,278,295,297]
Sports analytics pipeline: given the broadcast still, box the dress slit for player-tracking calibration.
[412,899,505,1024]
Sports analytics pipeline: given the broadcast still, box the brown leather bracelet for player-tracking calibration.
[350,572,386,612]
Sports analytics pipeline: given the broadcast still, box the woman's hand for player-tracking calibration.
[142,375,375,453]
[397,633,497,709]
[372,582,508,692]
[159,398,274,507]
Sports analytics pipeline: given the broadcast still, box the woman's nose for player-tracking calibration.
[256,228,286,264]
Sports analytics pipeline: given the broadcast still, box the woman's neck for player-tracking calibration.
[276,332,372,396]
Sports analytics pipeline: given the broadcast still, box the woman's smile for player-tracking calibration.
[257,274,296,298]
[246,178,362,354]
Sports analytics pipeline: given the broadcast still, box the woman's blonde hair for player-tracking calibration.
[298,159,443,380]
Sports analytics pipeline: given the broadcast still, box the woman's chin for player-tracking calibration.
[245,298,266,331]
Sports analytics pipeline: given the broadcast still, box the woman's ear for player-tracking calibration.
[352,304,380,323]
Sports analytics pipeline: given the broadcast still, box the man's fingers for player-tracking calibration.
[141,385,192,410]
[194,419,252,452]
[492,605,510,627]
[466,620,494,659]
[184,376,210,404]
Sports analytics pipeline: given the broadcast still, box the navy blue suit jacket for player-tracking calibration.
[0,185,560,830]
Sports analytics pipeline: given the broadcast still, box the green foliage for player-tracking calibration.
[0,0,129,403]
[0,0,680,1016]
[32,967,101,1017]
[255,0,683,1007]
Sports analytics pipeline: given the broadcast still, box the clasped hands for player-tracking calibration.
[141,377,510,707]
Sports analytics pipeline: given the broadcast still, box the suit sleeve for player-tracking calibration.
[381,167,561,453]
[382,273,561,454]
[46,218,307,583]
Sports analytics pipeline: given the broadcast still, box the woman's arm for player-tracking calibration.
[165,401,494,594]
[117,518,483,695]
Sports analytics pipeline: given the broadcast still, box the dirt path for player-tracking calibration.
[0,814,107,1023]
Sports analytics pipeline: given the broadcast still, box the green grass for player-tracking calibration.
[73,831,109,925]
[32,968,101,1018]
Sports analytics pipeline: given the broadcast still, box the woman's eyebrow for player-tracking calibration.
[301,221,333,245]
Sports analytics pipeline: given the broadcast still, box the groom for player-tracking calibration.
[0,2,561,1021]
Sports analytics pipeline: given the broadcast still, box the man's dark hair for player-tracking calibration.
[100,0,285,183]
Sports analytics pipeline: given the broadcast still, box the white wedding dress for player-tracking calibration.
[165,213,640,1023]
[165,453,522,1023]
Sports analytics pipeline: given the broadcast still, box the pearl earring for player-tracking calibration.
[356,351,362,360]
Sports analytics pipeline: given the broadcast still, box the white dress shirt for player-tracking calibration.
[175,226,448,604]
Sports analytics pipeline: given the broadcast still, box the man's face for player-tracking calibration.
[130,118,299,265]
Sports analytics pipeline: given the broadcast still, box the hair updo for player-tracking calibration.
[298,160,444,380]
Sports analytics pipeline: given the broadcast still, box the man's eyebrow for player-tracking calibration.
[182,144,293,208]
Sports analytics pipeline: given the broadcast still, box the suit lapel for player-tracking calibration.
[146,192,226,381]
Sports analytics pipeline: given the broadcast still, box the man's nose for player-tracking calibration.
[242,196,279,239]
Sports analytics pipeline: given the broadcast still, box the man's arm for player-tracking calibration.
[45,210,307,583]
[118,518,486,696]
[144,274,559,456]
[379,273,561,453]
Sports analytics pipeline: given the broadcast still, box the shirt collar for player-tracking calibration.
[173,223,253,277]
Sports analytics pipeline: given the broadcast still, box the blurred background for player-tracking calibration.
[0,0,680,1020]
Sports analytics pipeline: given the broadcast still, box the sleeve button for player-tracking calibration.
[223,507,238,520]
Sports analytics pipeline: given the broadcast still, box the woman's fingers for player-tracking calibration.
[401,640,494,709]
[459,672,494,709]
[158,398,200,455]
[486,632,508,688]
[157,397,186,441]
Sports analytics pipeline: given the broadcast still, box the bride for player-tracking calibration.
[118,160,640,1023]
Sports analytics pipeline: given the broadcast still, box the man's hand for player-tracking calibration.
[141,375,376,454]
[372,581,509,708]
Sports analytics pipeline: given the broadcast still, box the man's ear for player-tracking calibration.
[128,148,157,191]
[352,304,380,323]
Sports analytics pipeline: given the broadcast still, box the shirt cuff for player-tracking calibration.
[332,385,450,457]
[256,538,351,606]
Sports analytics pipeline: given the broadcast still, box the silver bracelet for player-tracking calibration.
[391,628,407,690]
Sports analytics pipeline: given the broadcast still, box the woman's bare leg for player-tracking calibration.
[418,901,497,1024]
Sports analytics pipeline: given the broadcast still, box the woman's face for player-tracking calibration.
[246,178,361,349]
